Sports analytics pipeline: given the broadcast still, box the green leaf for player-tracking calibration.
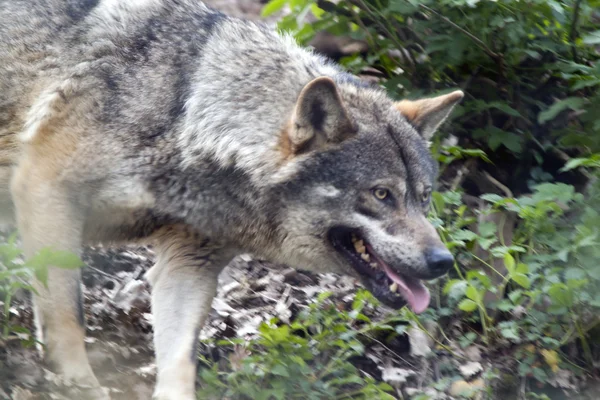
[458,299,478,312]
[512,273,530,289]
[480,194,505,204]
[489,102,522,117]
[571,79,600,90]
[271,364,290,377]
[34,264,49,287]
[538,97,586,124]
[499,322,520,342]
[515,263,529,274]
[465,285,479,302]
[504,253,516,275]
[49,250,85,269]
[443,279,467,300]
[487,128,523,153]
[560,155,600,171]
[451,229,478,242]
[497,300,514,311]
[548,283,573,307]
[262,0,288,17]
[26,248,84,270]
[582,30,600,45]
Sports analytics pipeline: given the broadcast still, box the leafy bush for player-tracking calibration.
[197,291,399,399]
[0,234,34,342]
[0,236,83,344]
[264,0,600,167]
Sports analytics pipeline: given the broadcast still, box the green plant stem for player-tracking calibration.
[575,317,595,367]
[471,253,509,281]
[316,348,348,380]
[417,4,499,61]
[478,304,490,345]
[352,0,410,70]
[569,0,583,62]
[334,389,366,399]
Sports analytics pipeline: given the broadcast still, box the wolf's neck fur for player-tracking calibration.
[176,17,342,181]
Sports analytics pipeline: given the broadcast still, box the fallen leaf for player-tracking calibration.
[459,361,483,378]
[380,367,414,385]
[540,349,560,373]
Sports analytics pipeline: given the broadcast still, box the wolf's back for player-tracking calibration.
[0,0,93,164]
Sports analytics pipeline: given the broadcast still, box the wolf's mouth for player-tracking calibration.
[328,227,430,313]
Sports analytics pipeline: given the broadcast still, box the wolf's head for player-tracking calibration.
[271,77,463,313]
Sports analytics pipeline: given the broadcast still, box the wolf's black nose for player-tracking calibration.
[425,247,454,276]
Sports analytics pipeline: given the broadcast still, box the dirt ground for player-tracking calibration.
[3,245,598,399]
[0,246,411,399]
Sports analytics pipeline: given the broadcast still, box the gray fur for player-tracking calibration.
[0,1,462,399]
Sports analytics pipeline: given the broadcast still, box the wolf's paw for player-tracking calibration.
[152,388,196,400]
[44,369,110,400]
[68,385,111,400]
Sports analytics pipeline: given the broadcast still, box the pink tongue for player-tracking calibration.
[383,263,431,314]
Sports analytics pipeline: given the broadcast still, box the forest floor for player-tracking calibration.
[1,245,599,399]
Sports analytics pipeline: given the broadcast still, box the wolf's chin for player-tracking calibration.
[328,226,431,313]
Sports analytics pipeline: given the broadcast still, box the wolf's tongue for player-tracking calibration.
[382,263,430,314]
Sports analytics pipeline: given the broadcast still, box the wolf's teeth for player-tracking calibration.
[370,262,378,269]
[353,240,365,254]
[361,253,370,262]
[389,282,398,293]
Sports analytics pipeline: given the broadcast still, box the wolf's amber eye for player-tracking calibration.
[373,188,389,201]
[421,190,431,205]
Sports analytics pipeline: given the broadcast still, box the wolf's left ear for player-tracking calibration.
[394,90,464,140]
[286,77,357,155]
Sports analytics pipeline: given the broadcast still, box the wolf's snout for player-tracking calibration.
[424,247,454,276]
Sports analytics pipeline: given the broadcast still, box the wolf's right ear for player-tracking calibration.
[285,77,357,155]
[394,90,464,140]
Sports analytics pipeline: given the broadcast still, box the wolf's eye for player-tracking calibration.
[421,190,431,205]
[373,188,390,201]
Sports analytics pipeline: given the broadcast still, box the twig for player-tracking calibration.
[450,158,476,191]
[569,0,583,62]
[88,266,123,281]
[418,4,500,61]
[352,0,409,59]
[482,170,513,198]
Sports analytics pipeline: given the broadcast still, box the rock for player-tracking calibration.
[408,323,433,357]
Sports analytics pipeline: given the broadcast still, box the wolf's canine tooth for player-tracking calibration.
[353,239,365,254]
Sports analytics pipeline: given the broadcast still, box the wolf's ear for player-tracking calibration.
[395,90,464,140]
[286,77,357,155]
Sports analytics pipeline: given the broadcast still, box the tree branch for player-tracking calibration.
[418,4,500,61]
[569,0,583,62]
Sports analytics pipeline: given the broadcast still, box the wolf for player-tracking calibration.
[0,0,463,398]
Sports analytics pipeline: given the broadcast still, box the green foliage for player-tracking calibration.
[434,178,600,379]
[0,236,84,342]
[197,291,399,399]
[264,0,600,157]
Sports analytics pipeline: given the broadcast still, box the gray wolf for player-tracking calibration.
[0,0,463,398]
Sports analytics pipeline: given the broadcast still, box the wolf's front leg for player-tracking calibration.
[147,228,230,400]
[11,164,108,399]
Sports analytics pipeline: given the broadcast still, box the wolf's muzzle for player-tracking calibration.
[424,247,454,277]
